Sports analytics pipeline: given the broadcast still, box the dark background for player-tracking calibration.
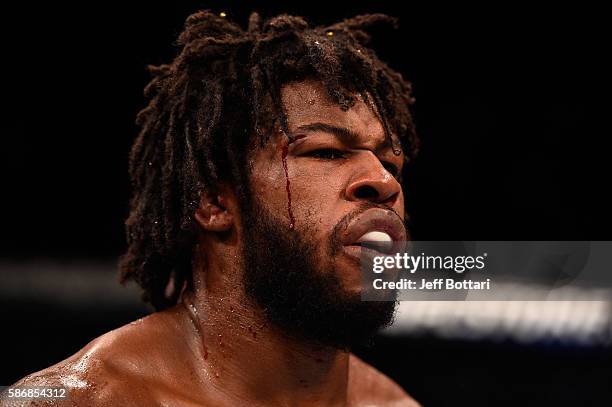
[1,1,611,406]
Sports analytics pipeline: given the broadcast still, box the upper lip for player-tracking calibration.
[342,208,408,248]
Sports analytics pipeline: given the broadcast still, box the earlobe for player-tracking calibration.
[194,192,234,232]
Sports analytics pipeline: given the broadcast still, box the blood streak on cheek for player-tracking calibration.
[281,135,306,230]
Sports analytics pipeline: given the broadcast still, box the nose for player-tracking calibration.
[345,152,402,206]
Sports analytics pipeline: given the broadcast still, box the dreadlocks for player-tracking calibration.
[119,10,419,310]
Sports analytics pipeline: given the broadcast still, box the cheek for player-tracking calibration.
[248,150,289,213]
[398,190,405,215]
[288,164,346,221]
[250,154,348,235]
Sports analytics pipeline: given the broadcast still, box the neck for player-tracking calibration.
[181,247,350,407]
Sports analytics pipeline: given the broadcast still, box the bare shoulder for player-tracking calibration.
[348,354,421,407]
[3,308,190,407]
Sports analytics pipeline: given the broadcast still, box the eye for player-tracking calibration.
[382,161,399,177]
[307,148,346,160]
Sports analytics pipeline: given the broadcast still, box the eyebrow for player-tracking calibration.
[291,122,392,154]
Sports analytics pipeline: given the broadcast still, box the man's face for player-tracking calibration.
[240,79,407,348]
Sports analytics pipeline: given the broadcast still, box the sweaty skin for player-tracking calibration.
[6,80,419,407]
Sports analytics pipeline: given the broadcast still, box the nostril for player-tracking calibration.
[354,185,379,200]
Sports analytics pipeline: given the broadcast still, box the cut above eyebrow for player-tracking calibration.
[291,122,394,154]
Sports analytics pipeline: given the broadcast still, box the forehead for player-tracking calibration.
[280,80,386,147]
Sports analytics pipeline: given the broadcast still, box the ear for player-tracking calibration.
[194,190,234,232]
